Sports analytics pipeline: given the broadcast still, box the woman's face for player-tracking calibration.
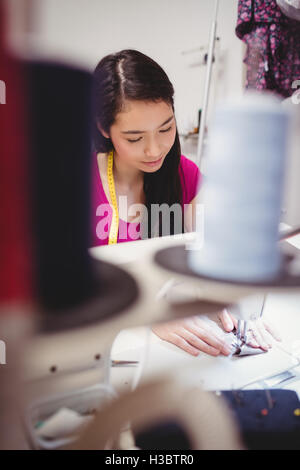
[101,100,177,173]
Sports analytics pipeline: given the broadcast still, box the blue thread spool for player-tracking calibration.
[189,93,290,282]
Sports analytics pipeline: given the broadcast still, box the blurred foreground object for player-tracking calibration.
[189,93,290,282]
[0,0,34,450]
[0,1,32,304]
[282,90,300,227]
[67,378,243,450]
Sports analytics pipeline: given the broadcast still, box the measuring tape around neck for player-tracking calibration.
[106,150,119,244]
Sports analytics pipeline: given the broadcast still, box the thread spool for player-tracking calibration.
[189,93,290,282]
[27,61,139,332]
[28,61,96,312]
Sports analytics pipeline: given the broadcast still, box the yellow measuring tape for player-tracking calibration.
[106,150,119,244]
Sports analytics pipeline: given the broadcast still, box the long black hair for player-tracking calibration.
[93,49,183,237]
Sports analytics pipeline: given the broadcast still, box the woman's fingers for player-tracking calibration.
[152,322,206,356]
[191,317,232,355]
[248,320,272,351]
[167,333,203,357]
[151,317,233,357]
[246,316,282,349]
[219,309,237,332]
[170,332,221,357]
[245,332,260,348]
[152,313,282,358]
[262,318,282,342]
[218,309,282,352]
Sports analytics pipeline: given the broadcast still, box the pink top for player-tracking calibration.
[90,154,201,246]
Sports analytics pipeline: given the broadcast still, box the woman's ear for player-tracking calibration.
[97,122,110,139]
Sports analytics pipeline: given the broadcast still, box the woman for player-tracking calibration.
[91,49,281,357]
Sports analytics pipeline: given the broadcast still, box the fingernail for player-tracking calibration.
[225,320,233,331]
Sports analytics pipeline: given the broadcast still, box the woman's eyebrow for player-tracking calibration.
[121,115,174,134]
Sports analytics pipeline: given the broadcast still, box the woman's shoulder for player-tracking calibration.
[179,154,199,174]
[178,154,202,204]
[179,154,202,184]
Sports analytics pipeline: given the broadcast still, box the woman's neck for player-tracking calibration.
[113,151,143,189]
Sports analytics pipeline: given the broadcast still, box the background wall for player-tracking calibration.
[18,0,244,142]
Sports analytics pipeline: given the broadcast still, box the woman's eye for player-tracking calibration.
[126,126,172,143]
[127,137,142,143]
[160,126,172,133]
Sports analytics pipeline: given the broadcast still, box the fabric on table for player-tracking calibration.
[221,389,300,449]
[135,390,300,450]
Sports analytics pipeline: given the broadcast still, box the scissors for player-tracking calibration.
[111,360,139,367]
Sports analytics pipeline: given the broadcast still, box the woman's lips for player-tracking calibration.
[142,157,163,168]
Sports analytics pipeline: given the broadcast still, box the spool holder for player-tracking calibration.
[153,241,300,304]
[37,257,139,334]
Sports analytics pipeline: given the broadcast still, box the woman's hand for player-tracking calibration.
[219,309,282,351]
[151,316,233,357]
[151,309,283,357]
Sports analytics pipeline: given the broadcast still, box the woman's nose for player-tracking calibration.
[144,137,161,159]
